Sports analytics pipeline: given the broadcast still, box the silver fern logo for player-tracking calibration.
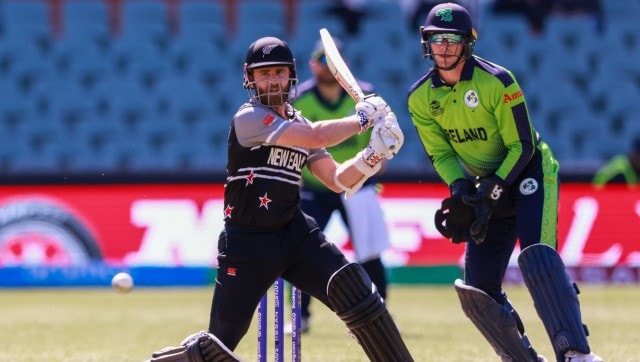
[261,45,277,57]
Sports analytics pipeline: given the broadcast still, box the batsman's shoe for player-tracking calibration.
[565,351,603,362]
[538,355,548,362]
[284,316,309,335]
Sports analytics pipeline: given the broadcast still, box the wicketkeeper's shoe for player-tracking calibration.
[565,351,603,362]
[284,316,309,335]
[538,355,548,361]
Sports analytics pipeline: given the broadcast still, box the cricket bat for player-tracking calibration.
[320,28,399,153]
[319,28,366,102]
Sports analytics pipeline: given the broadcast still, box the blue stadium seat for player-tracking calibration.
[544,14,601,51]
[235,0,286,43]
[228,0,288,75]
[290,0,346,41]
[603,80,639,119]
[535,55,590,97]
[109,37,163,81]
[128,47,170,95]
[45,81,94,134]
[154,76,213,130]
[556,107,607,161]
[0,0,52,49]
[50,38,111,95]
[50,35,107,78]
[528,75,588,139]
[480,15,531,52]
[172,130,228,171]
[596,36,640,79]
[0,92,35,139]
[167,35,221,76]
[0,40,42,79]
[178,0,227,43]
[61,0,111,47]
[5,54,52,97]
[101,79,154,134]
[602,0,640,22]
[120,0,171,50]
[618,110,640,147]
[188,48,234,95]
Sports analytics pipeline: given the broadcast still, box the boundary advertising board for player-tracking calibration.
[0,183,638,285]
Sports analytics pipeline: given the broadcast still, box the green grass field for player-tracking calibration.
[2,284,638,361]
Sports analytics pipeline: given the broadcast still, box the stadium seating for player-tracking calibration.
[0,0,638,177]
[61,0,110,46]
[0,0,52,50]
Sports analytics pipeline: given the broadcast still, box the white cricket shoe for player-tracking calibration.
[565,351,603,362]
[284,316,309,335]
[538,355,548,362]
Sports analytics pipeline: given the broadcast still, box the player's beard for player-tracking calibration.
[258,84,289,106]
[316,68,338,86]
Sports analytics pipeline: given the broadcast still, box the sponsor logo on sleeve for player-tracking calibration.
[503,89,523,104]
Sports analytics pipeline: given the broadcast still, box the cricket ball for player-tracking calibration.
[111,272,134,293]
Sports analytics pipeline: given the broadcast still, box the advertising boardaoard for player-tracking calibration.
[0,183,639,284]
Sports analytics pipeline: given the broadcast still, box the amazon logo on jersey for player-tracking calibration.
[503,89,523,104]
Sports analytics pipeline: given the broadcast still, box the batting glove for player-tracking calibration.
[378,112,404,159]
[355,94,390,133]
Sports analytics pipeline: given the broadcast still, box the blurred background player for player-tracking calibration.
[592,135,640,187]
[285,39,391,334]
[407,3,602,362]
[147,36,411,361]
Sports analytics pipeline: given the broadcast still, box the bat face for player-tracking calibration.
[319,28,365,102]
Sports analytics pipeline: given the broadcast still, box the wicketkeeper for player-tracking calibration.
[409,3,602,362]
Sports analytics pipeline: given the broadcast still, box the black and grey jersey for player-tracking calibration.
[223,101,332,228]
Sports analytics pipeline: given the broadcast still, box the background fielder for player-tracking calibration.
[289,38,391,334]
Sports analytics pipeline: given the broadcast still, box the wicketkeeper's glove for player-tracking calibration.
[449,178,475,197]
[462,175,507,244]
[434,195,476,243]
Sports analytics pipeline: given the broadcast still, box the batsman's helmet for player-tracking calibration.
[420,3,477,61]
[243,36,298,105]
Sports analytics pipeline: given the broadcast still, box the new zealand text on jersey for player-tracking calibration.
[267,147,307,172]
[443,127,488,143]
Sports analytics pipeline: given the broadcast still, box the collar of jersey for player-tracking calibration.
[431,56,476,88]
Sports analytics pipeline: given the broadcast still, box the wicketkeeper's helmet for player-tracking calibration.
[420,2,477,62]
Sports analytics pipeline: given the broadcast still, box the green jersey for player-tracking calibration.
[294,78,374,190]
[408,56,540,186]
[592,155,639,185]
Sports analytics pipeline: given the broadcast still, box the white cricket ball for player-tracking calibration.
[111,272,134,293]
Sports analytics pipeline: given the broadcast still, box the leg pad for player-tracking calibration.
[327,263,413,361]
[455,279,541,361]
[518,244,591,361]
